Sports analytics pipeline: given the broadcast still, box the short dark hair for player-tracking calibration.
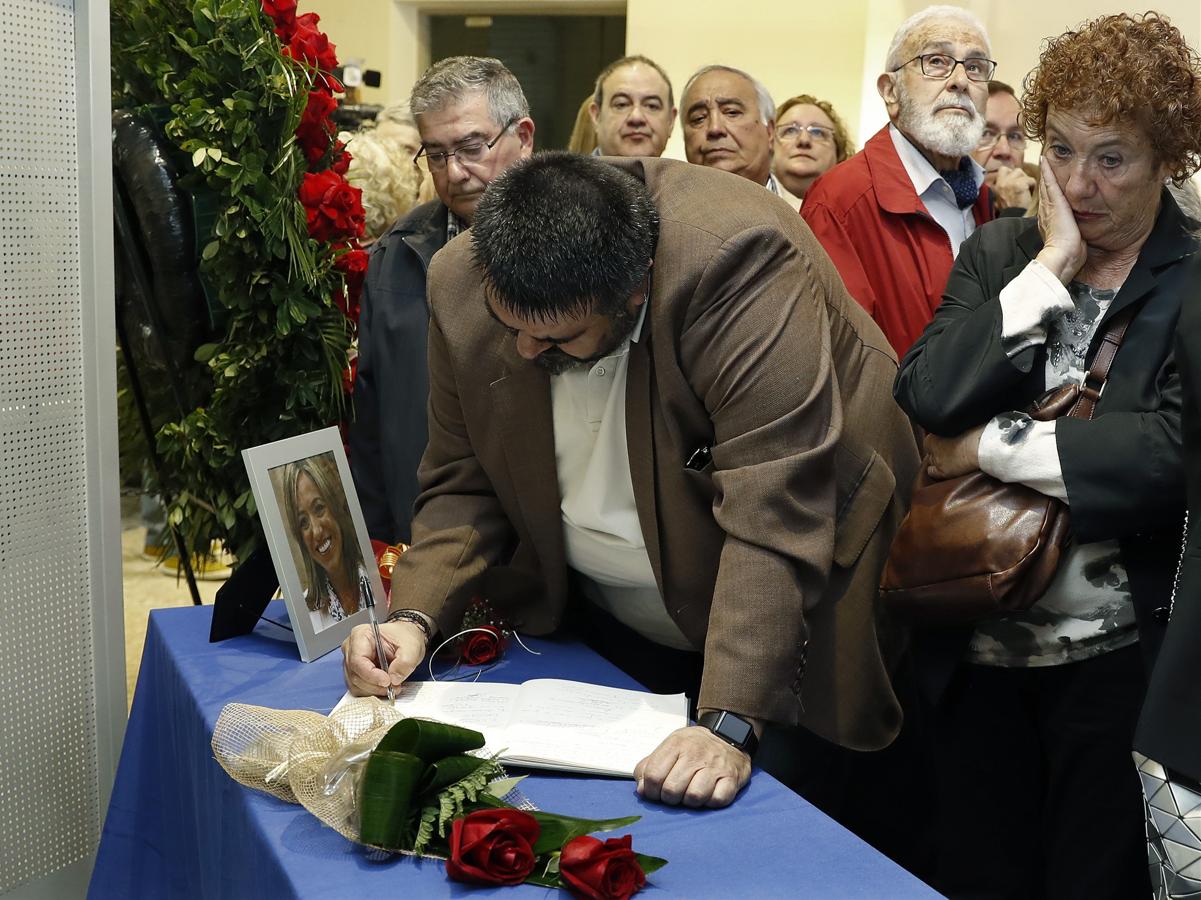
[593,55,674,109]
[987,79,1016,99]
[471,152,659,323]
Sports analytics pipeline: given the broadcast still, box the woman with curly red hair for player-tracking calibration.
[894,12,1201,898]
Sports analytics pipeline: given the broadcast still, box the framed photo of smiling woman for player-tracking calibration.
[242,427,385,662]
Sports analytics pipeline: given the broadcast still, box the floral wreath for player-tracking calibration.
[111,0,368,562]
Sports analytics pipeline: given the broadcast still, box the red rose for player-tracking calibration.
[261,0,296,38]
[460,625,506,665]
[284,12,338,72]
[299,170,365,242]
[560,835,646,900]
[334,245,368,276]
[296,90,336,164]
[445,809,540,886]
[331,287,359,324]
[331,147,351,175]
[341,354,357,396]
[334,242,368,300]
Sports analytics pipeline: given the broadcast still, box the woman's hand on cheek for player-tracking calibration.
[1035,157,1087,283]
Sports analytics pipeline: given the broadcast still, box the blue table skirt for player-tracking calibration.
[90,601,941,899]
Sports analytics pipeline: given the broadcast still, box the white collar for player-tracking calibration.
[629,294,649,345]
[888,123,984,198]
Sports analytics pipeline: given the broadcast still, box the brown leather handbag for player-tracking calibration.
[880,307,1134,625]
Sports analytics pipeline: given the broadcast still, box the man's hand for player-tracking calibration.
[1035,157,1087,284]
[633,726,752,809]
[924,426,985,480]
[341,620,428,696]
[987,165,1036,211]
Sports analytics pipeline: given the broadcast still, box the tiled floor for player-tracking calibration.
[119,495,223,709]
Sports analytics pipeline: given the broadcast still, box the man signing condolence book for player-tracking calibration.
[341,153,918,810]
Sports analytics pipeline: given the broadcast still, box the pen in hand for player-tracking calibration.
[358,574,393,702]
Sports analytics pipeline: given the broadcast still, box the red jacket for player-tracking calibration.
[801,126,993,357]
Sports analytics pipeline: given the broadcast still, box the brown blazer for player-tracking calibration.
[392,157,920,751]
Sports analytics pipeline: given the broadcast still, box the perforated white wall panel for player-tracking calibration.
[0,0,112,892]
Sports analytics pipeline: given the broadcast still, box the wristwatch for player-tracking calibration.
[697,710,759,758]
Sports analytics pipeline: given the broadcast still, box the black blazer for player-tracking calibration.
[894,190,1197,701]
[1137,228,1201,781]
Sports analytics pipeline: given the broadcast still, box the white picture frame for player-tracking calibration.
[241,426,386,662]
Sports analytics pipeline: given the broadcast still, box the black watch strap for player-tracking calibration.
[697,710,759,758]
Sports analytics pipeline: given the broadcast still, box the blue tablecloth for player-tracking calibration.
[91,602,940,898]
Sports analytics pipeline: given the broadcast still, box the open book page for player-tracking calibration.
[502,679,688,777]
[332,682,519,758]
[331,679,687,778]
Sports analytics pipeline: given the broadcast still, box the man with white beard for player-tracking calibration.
[802,6,996,356]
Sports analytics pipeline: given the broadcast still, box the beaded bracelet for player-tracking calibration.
[384,608,434,643]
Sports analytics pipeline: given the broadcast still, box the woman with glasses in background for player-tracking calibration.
[770,94,855,208]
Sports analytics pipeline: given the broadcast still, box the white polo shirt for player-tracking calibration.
[549,301,695,651]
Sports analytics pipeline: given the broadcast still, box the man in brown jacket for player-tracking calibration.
[343,153,919,810]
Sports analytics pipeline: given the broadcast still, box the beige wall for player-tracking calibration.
[311,0,1201,168]
[298,0,423,108]
[626,0,871,160]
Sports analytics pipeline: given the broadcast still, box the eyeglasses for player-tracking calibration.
[977,127,1026,151]
[775,123,835,144]
[892,53,997,82]
[415,118,517,172]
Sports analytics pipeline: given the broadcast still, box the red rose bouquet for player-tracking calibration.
[349,717,666,895]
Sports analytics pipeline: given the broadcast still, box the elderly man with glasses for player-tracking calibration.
[349,56,535,548]
[802,4,997,357]
[971,80,1038,215]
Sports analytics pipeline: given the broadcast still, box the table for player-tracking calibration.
[90,602,941,898]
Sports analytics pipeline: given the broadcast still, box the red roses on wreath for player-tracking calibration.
[299,170,365,245]
[296,89,337,166]
[261,0,296,39]
[259,0,365,362]
[282,12,339,75]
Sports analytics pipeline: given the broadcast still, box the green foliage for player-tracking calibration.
[111,0,352,562]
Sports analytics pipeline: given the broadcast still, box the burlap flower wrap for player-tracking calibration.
[211,697,525,855]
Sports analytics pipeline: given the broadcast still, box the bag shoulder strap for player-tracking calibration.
[1070,304,1138,420]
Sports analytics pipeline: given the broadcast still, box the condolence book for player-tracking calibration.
[337,679,688,778]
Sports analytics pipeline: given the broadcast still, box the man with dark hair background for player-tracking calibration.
[589,54,676,158]
[342,152,919,814]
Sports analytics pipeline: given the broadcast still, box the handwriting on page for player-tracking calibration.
[507,680,687,775]
[391,682,516,733]
[330,679,688,777]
